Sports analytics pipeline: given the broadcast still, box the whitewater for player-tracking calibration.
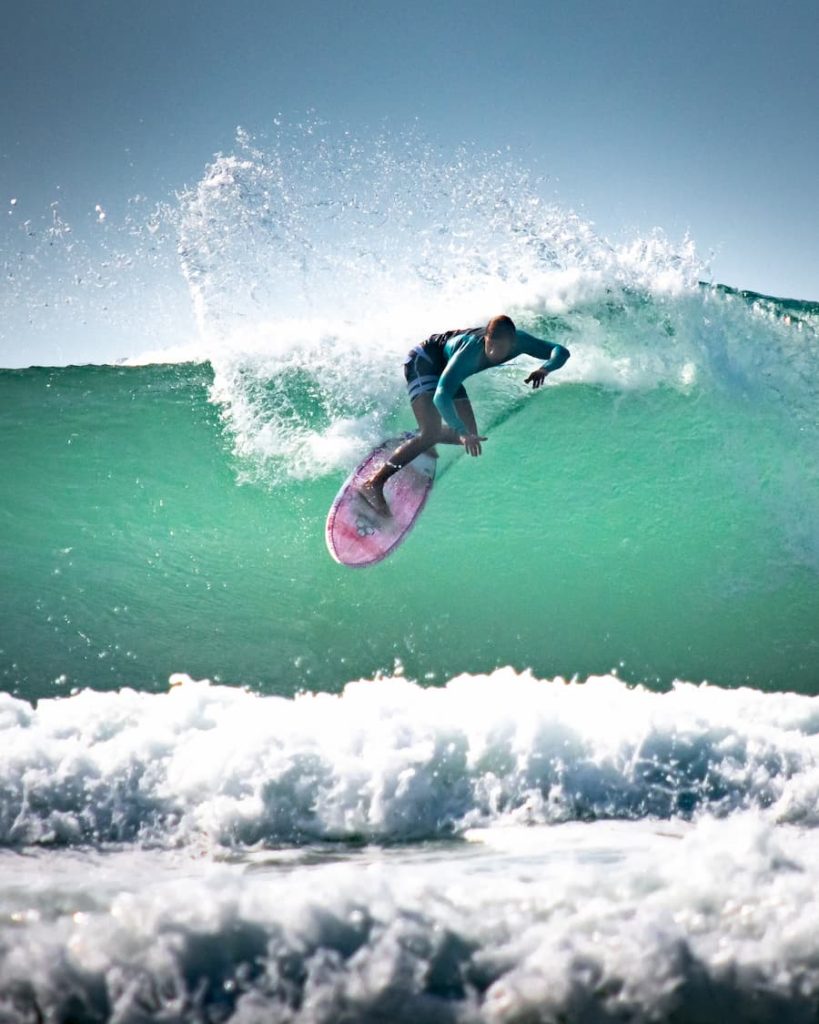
[1,123,819,1022]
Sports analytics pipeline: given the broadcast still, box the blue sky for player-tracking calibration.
[2,0,817,365]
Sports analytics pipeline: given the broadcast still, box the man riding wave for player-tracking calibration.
[359,314,570,515]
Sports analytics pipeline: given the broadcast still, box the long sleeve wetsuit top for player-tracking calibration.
[429,327,570,435]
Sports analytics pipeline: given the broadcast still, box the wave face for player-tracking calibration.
[3,125,817,697]
[2,291,818,697]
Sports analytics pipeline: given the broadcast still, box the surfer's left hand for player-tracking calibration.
[525,369,549,389]
[460,433,487,457]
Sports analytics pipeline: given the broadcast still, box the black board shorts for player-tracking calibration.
[403,343,468,403]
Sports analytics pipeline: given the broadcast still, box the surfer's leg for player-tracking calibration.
[359,394,450,515]
[396,393,453,459]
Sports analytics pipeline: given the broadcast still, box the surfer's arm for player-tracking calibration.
[516,330,571,378]
[454,392,478,435]
[433,354,474,435]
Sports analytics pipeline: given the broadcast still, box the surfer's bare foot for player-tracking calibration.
[429,446,439,459]
[358,479,391,517]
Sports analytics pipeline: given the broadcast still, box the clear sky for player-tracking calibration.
[2,0,817,366]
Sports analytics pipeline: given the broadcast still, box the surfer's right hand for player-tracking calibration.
[460,433,487,457]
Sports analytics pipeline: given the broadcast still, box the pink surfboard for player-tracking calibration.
[325,435,436,567]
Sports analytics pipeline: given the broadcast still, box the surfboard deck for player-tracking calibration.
[325,435,436,567]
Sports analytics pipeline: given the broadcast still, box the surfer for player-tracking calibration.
[359,315,570,515]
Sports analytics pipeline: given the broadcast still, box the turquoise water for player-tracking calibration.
[2,126,819,1022]
[2,293,818,700]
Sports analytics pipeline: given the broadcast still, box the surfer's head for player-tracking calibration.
[484,314,516,362]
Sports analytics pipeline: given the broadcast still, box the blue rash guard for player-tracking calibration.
[406,326,570,435]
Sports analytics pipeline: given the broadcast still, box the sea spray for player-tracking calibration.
[170,124,708,483]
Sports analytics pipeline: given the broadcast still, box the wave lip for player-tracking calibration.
[3,671,819,849]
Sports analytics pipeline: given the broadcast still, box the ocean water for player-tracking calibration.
[2,125,819,1022]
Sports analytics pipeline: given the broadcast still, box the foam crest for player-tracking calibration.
[3,672,819,849]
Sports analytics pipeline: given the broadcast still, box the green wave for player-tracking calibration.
[2,344,817,702]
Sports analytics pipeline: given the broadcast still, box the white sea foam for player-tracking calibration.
[2,815,819,1021]
[2,671,819,850]
[4,671,819,1019]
